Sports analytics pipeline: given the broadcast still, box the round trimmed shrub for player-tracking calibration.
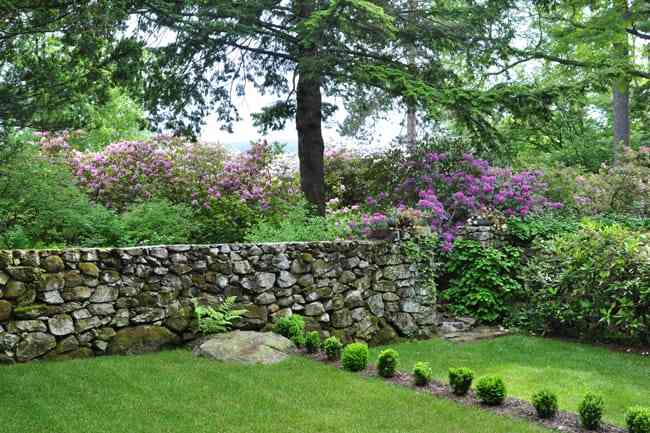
[413,361,433,386]
[579,392,604,430]
[448,367,474,396]
[532,389,559,419]
[626,406,650,433]
[273,314,305,346]
[377,349,399,378]
[475,376,507,406]
[323,336,343,361]
[342,342,368,372]
[305,331,321,353]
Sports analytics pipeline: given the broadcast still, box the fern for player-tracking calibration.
[192,296,247,335]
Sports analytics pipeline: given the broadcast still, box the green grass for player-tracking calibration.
[371,335,650,426]
[0,350,550,433]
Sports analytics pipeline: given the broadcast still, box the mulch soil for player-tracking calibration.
[305,352,626,433]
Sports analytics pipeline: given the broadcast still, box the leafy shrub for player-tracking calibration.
[520,221,650,344]
[323,336,343,361]
[192,194,262,244]
[121,199,196,246]
[341,342,368,372]
[579,392,604,430]
[626,406,650,433]
[532,390,559,419]
[192,297,246,335]
[443,240,523,323]
[273,315,305,346]
[475,376,507,406]
[0,144,124,249]
[245,200,346,242]
[305,331,321,353]
[376,349,399,378]
[413,361,433,386]
[448,367,474,396]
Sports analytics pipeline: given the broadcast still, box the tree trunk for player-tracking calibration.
[612,77,630,161]
[296,64,325,215]
[405,0,417,152]
[296,0,325,214]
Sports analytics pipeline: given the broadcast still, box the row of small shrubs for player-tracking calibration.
[272,318,650,433]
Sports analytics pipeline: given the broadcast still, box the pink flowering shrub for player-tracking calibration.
[353,152,562,250]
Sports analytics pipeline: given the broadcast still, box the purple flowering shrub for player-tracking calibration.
[354,152,562,250]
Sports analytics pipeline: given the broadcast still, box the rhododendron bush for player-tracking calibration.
[41,133,297,212]
[352,152,563,250]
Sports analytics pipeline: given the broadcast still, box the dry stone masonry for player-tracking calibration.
[0,241,436,364]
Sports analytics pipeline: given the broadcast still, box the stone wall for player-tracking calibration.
[0,241,436,364]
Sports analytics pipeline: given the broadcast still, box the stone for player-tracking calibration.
[0,251,12,269]
[332,309,353,328]
[383,265,411,281]
[13,304,48,319]
[12,320,47,332]
[367,294,384,317]
[111,309,130,328]
[64,271,84,288]
[165,307,191,332]
[79,262,99,277]
[255,292,276,305]
[90,286,119,303]
[0,333,20,351]
[63,286,93,301]
[242,304,268,326]
[131,307,165,324]
[75,316,102,332]
[149,247,169,259]
[43,256,65,273]
[351,307,370,322]
[382,292,400,302]
[0,271,9,286]
[7,266,41,282]
[42,290,64,305]
[88,303,115,316]
[391,313,417,337]
[233,261,252,275]
[277,271,298,288]
[290,260,309,274]
[297,274,314,287]
[101,271,121,284]
[256,272,276,290]
[192,331,296,364]
[272,254,291,270]
[56,335,79,353]
[339,270,356,284]
[108,325,179,355]
[312,259,331,276]
[16,332,56,361]
[5,281,35,305]
[304,302,325,316]
[95,327,117,341]
[400,300,421,313]
[72,309,91,320]
[344,290,364,308]
[48,314,74,336]
[319,313,330,323]
[0,300,11,321]
[369,318,399,346]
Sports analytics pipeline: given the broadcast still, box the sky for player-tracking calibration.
[200,83,406,153]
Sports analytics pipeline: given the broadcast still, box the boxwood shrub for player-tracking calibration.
[626,406,650,433]
[579,392,604,430]
[413,361,433,386]
[475,376,506,406]
[377,349,399,378]
[342,342,368,372]
[448,367,474,396]
[532,389,559,419]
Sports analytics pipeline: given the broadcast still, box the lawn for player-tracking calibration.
[371,335,650,426]
[0,350,550,433]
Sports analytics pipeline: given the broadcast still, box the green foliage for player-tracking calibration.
[626,407,650,433]
[245,200,346,243]
[305,331,321,354]
[519,221,650,344]
[341,342,368,372]
[376,348,399,378]
[448,367,474,396]
[273,315,306,346]
[413,361,433,386]
[192,297,246,335]
[402,233,438,302]
[579,393,605,430]
[443,240,523,324]
[506,215,580,245]
[121,199,196,246]
[0,143,123,249]
[193,195,261,244]
[475,376,507,406]
[531,390,559,419]
[323,336,343,361]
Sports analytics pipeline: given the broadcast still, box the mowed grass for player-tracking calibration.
[0,350,551,433]
[371,335,650,426]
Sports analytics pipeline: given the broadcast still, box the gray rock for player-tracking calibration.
[131,308,165,324]
[12,320,46,333]
[383,265,411,281]
[42,290,64,305]
[0,333,20,351]
[109,325,179,355]
[48,314,74,336]
[233,261,252,275]
[255,292,276,305]
[16,332,56,361]
[344,290,364,308]
[56,335,79,353]
[277,271,297,288]
[392,313,417,336]
[0,300,11,321]
[72,309,92,320]
[272,254,291,270]
[111,309,130,328]
[304,302,325,316]
[367,294,385,317]
[149,247,169,259]
[332,309,353,328]
[0,271,9,286]
[90,286,119,303]
[43,256,65,273]
[76,316,102,332]
[193,331,296,364]
[63,286,93,301]
[88,303,115,316]
[256,272,276,290]
[400,300,421,313]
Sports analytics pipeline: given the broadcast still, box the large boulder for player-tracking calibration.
[192,331,296,365]
[16,332,56,362]
[108,325,180,355]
